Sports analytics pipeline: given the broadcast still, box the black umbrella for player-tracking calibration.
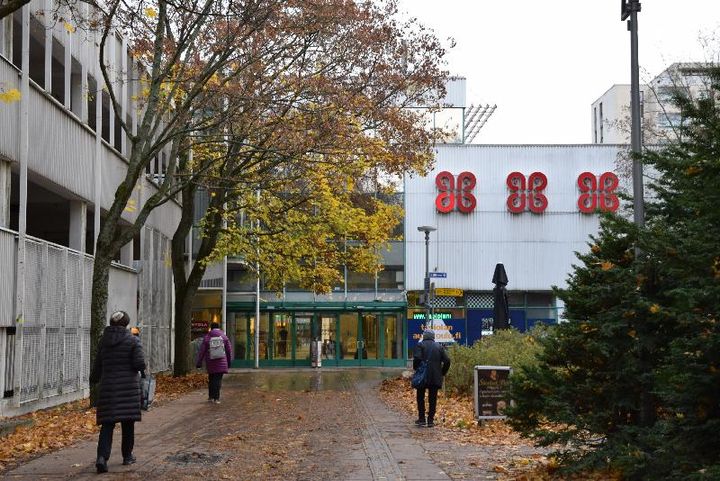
[492,263,510,330]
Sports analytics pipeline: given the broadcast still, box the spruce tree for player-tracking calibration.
[508,65,720,480]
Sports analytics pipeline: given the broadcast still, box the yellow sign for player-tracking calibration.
[435,288,463,297]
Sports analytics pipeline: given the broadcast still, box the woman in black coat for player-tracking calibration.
[90,311,146,473]
[413,330,451,428]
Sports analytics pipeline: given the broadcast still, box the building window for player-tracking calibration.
[593,106,598,143]
[599,102,604,143]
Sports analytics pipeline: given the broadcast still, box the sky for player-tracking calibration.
[397,0,720,144]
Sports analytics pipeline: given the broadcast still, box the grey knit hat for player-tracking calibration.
[422,329,435,340]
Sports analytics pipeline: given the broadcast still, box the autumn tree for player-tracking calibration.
[75,0,285,387]
[169,0,448,375]
[0,0,30,20]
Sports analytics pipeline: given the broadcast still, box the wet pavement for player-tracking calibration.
[0,369,503,480]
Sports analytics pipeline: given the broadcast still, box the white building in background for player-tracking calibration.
[591,63,713,145]
[404,143,627,339]
[0,3,178,415]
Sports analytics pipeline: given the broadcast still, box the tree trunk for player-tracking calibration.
[89,251,111,406]
[171,181,198,377]
[171,187,224,376]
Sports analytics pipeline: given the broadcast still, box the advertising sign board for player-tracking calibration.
[474,365,513,421]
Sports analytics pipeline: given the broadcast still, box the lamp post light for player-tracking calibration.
[417,226,436,329]
[622,0,644,227]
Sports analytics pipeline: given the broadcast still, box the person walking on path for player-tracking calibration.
[413,329,451,428]
[89,310,147,473]
[196,322,233,404]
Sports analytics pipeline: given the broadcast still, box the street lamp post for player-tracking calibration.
[417,226,436,329]
[622,0,644,227]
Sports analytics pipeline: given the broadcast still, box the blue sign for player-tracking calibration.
[429,272,447,278]
[408,316,467,347]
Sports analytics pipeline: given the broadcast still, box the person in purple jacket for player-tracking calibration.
[196,322,232,404]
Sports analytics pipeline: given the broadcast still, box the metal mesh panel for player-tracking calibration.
[63,328,80,391]
[19,326,41,403]
[82,258,93,329]
[66,253,83,326]
[0,230,16,327]
[43,327,62,395]
[3,329,15,398]
[466,293,494,309]
[80,327,91,389]
[24,241,45,327]
[46,246,66,327]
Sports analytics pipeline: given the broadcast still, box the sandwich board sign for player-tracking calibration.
[474,365,513,421]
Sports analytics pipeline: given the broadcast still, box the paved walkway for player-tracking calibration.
[1,369,454,481]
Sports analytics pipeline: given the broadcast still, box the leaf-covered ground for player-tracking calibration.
[0,372,207,472]
[379,376,621,481]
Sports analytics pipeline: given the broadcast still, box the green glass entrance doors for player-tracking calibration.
[229,310,405,367]
[336,312,381,366]
[319,314,339,366]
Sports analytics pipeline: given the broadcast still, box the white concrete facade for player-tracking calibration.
[0,2,179,415]
[405,144,627,293]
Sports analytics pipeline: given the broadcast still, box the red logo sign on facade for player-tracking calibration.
[577,172,619,213]
[506,171,548,214]
[435,171,477,213]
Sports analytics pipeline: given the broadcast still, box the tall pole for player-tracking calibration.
[424,230,431,328]
[625,0,644,226]
[417,226,436,330]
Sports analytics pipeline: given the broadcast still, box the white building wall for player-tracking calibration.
[405,144,628,292]
[0,3,180,415]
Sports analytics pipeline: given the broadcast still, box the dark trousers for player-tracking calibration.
[96,421,134,460]
[416,386,439,422]
[209,372,224,400]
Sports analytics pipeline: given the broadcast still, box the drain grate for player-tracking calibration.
[166,451,224,466]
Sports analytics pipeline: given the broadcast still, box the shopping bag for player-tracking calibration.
[140,375,156,410]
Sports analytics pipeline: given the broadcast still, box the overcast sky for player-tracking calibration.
[397,0,720,144]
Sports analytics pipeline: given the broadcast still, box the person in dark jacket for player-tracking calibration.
[196,322,232,404]
[413,329,451,428]
[90,310,146,473]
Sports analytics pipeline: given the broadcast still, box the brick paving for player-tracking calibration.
[1,369,525,480]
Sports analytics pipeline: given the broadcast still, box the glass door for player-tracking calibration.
[337,312,381,366]
[360,313,380,366]
[294,313,313,365]
[381,313,405,366]
[319,314,338,367]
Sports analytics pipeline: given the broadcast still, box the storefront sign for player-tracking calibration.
[435,288,463,297]
[435,171,477,213]
[408,317,466,345]
[435,171,619,214]
[577,171,619,213]
[474,365,513,420]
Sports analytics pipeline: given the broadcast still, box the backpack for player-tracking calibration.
[208,336,226,360]
[411,344,428,389]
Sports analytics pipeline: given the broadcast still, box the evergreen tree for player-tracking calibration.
[638,66,720,480]
[508,65,720,479]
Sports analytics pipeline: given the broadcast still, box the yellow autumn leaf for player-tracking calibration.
[63,21,76,33]
[649,304,661,314]
[144,7,158,18]
[0,88,22,103]
[685,165,702,176]
[628,329,637,338]
[124,199,137,213]
[600,261,614,271]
